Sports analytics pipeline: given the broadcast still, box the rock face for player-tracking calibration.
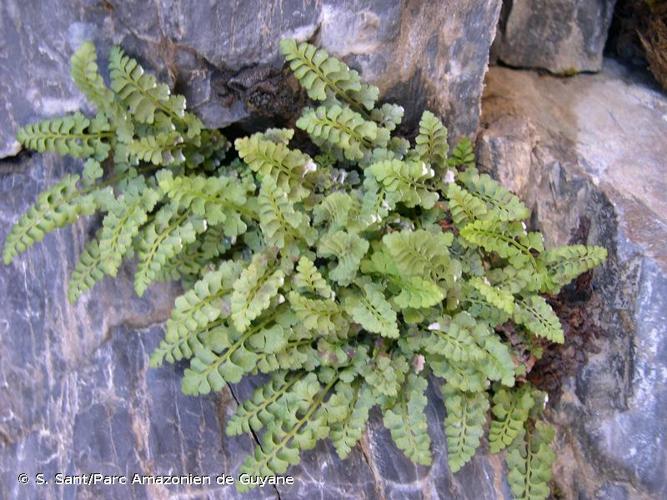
[479,60,667,499]
[0,0,502,159]
[0,1,513,499]
[492,0,617,73]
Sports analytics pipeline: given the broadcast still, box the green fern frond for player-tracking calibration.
[446,183,488,226]
[447,137,475,169]
[367,159,439,209]
[16,112,111,160]
[238,375,334,485]
[258,177,314,248]
[297,104,386,161]
[247,321,292,354]
[180,112,204,139]
[343,282,399,338]
[514,295,564,343]
[81,159,104,186]
[382,229,453,279]
[359,176,391,227]
[109,46,185,124]
[293,256,334,299]
[178,128,228,171]
[476,333,517,387]
[323,381,356,424]
[363,354,409,398]
[392,276,444,309]
[507,421,556,500]
[226,371,300,436]
[154,222,232,284]
[330,382,375,459]
[312,191,360,232]
[384,373,432,465]
[370,103,404,131]
[442,384,489,472]
[538,244,607,294]
[431,358,488,393]
[487,266,533,294]
[258,127,295,144]
[414,111,448,170]
[469,276,515,314]
[362,243,402,277]
[134,206,205,296]
[150,322,224,367]
[182,328,248,394]
[254,335,320,374]
[489,387,535,453]
[231,253,286,332]
[3,175,104,264]
[67,237,107,303]
[288,291,342,335]
[317,230,369,286]
[460,220,541,268]
[156,261,242,356]
[70,41,114,110]
[98,180,160,276]
[182,320,289,394]
[460,170,530,222]
[422,316,486,363]
[235,134,313,199]
[280,39,379,111]
[157,170,249,234]
[128,132,186,166]
[465,288,512,327]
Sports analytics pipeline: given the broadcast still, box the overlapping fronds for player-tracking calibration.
[4,38,607,497]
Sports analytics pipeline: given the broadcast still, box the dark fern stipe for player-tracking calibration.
[3,39,606,497]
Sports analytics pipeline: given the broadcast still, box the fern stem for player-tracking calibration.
[255,339,312,368]
[28,129,114,141]
[523,427,534,498]
[143,211,190,264]
[255,375,339,467]
[264,192,302,241]
[125,81,182,123]
[152,317,226,366]
[200,313,280,377]
[77,163,157,198]
[184,189,256,220]
[472,225,537,267]
[246,372,300,414]
[295,58,371,119]
[317,114,375,150]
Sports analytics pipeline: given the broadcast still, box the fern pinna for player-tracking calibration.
[4,39,606,497]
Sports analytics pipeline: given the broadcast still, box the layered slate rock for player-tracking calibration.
[0,0,502,159]
[492,0,617,73]
[479,60,667,499]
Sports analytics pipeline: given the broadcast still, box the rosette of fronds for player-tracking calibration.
[4,39,607,498]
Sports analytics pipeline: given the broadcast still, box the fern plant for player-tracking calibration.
[4,40,607,497]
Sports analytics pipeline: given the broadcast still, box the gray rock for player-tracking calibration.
[492,0,617,74]
[0,0,502,158]
[479,59,667,499]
